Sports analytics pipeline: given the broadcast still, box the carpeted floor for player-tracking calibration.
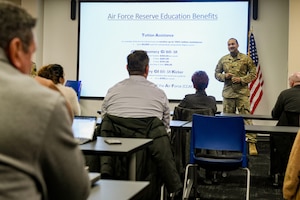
[191,140,284,200]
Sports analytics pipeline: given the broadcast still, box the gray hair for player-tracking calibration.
[0,1,36,52]
[127,50,149,75]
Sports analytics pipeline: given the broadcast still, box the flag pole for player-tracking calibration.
[249,26,253,37]
[248,26,254,57]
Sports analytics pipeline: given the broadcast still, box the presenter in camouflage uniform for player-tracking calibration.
[215,38,258,155]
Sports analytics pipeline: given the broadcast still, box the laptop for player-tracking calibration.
[72,116,97,145]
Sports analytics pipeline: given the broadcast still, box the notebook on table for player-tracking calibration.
[65,80,81,101]
[72,116,97,145]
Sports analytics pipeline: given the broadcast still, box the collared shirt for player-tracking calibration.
[101,75,170,131]
[215,52,257,98]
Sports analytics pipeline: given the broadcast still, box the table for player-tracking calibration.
[81,136,153,155]
[81,137,153,180]
[88,180,150,200]
[245,124,299,134]
[182,122,299,134]
[215,113,279,137]
[182,121,192,129]
[216,113,275,120]
[170,120,189,128]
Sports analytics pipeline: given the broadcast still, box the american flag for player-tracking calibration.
[248,32,264,114]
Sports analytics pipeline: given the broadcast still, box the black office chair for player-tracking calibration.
[183,114,250,200]
[171,106,214,178]
[100,114,182,200]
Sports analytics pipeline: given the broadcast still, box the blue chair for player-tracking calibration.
[183,114,250,200]
[65,80,81,101]
[171,106,215,178]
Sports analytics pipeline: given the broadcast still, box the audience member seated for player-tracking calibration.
[176,70,217,113]
[35,76,74,119]
[99,50,182,200]
[37,64,81,116]
[172,70,217,184]
[30,61,37,77]
[271,72,300,186]
[0,2,90,199]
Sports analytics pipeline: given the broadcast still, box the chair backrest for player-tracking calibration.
[65,80,82,101]
[173,106,214,121]
[190,114,247,167]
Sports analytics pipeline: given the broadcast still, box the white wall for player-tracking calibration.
[21,0,44,67]
[22,0,291,117]
[250,0,289,115]
[288,0,300,75]
[42,0,78,81]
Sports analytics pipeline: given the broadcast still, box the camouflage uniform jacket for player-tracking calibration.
[215,52,257,98]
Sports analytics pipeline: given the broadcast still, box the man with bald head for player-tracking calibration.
[271,72,300,187]
[272,71,300,125]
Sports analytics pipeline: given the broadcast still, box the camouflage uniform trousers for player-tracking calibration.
[223,96,257,143]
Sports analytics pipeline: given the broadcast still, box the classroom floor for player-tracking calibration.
[188,140,284,200]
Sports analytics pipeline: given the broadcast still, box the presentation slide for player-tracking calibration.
[78,1,249,101]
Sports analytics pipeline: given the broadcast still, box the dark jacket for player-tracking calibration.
[272,85,300,126]
[172,106,215,175]
[173,106,214,121]
[100,114,182,200]
[178,90,217,114]
[270,85,300,175]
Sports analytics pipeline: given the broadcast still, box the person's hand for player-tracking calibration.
[231,77,241,83]
[225,73,233,79]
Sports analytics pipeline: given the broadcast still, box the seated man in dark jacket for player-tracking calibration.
[270,72,300,186]
[100,50,182,200]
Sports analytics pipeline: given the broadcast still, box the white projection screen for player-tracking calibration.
[78,0,250,101]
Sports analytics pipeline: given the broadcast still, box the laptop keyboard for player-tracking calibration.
[75,137,90,145]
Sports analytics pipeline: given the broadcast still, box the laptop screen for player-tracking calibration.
[72,116,97,139]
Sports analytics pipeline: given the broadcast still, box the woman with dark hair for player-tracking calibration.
[38,64,81,115]
[178,70,217,113]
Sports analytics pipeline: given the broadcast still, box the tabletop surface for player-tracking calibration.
[88,180,150,200]
[170,120,190,127]
[80,136,153,155]
[245,124,299,134]
[216,113,275,120]
[180,121,299,134]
